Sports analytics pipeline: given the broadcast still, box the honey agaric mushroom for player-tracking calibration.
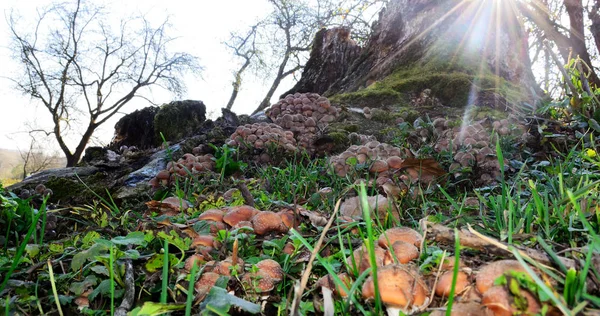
[212,257,245,276]
[195,272,222,300]
[482,286,540,316]
[383,240,419,264]
[347,245,386,274]
[476,260,527,294]
[252,211,287,235]
[429,302,492,316]
[278,209,296,229]
[362,264,430,315]
[223,205,260,226]
[316,273,353,298]
[184,254,206,272]
[241,261,282,294]
[282,242,295,255]
[386,156,404,169]
[198,209,224,222]
[369,160,389,173]
[256,259,284,281]
[435,270,471,297]
[191,235,218,249]
[378,227,423,249]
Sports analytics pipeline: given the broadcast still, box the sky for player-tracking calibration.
[0,0,295,152]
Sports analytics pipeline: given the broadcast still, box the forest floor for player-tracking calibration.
[1,105,599,316]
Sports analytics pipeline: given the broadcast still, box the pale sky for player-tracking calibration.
[0,0,295,152]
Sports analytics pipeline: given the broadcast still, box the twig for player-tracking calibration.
[114,257,135,316]
[425,222,577,269]
[290,199,341,316]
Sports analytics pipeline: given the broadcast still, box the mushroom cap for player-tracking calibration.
[316,273,353,297]
[369,160,389,173]
[213,257,245,276]
[232,220,254,230]
[251,211,287,235]
[241,270,277,293]
[386,156,404,169]
[378,227,423,249]
[383,240,419,264]
[192,235,217,248]
[184,254,206,272]
[435,270,470,297]
[194,272,222,299]
[198,209,224,222]
[256,259,283,282]
[482,286,540,316]
[278,209,296,229]
[362,264,429,311]
[347,245,386,274]
[476,260,527,294]
[156,170,170,180]
[223,205,260,226]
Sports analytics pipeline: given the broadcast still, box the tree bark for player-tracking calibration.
[226,58,251,110]
[564,0,600,87]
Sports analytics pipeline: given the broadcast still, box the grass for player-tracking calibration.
[2,116,600,315]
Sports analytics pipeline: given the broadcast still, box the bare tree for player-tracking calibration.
[224,24,262,110]
[518,0,599,87]
[18,135,61,179]
[249,0,386,114]
[7,0,201,166]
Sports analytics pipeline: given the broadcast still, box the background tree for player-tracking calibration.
[518,0,600,88]
[224,24,262,110]
[7,0,201,167]
[17,135,61,180]
[222,0,385,113]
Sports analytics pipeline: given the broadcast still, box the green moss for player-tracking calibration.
[370,108,394,123]
[330,87,402,107]
[154,100,206,143]
[44,173,110,203]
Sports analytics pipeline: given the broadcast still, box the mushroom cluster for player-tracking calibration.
[329,141,408,178]
[225,123,298,163]
[149,153,215,188]
[411,89,442,108]
[19,183,53,199]
[195,205,295,237]
[433,118,510,184]
[266,92,340,151]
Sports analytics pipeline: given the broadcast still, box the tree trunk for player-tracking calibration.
[226,58,252,110]
[321,0,540,108]
[65,122,97,167]
[254,52,291,114]
[589,2,600,70]
[564,0,600,87]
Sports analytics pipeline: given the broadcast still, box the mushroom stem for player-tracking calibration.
[386,306,402,316]
[321,286,334,316]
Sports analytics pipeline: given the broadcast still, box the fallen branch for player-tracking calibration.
[114,257,135,316]
[424,222,577,270]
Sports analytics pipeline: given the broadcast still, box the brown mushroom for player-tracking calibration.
[482,286,540,316]
[346,245,386,274]
[191,235,218,249]
[378,227,423,249]
[256,259,283,282]
[435,270,470,297]
[252,211,287,235]
[223,205,260,226]
[316,273,353,298]
[212,257,245,276]
[362,264,430,315]
[198,209,224,222]
[195,272,222,300]
[475,260,527,294]
[383,240,419,264]
[184,254,206,272]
